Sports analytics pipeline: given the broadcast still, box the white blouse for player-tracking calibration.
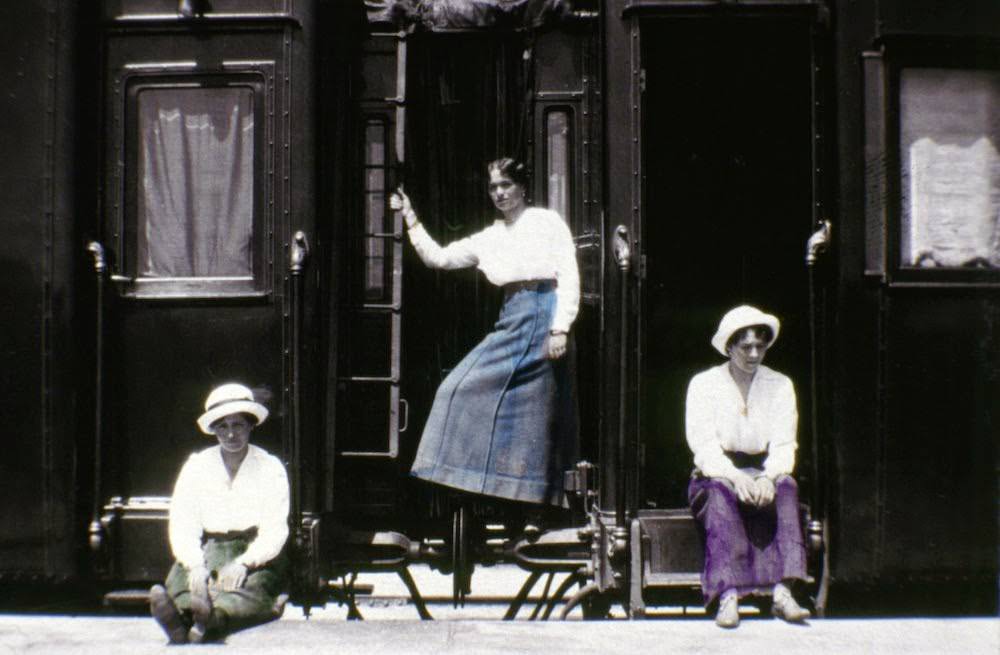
[684,363,798,482]
[407,207,580,333]
[168,444,289,570]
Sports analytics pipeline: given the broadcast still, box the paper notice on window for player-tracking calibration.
[900,69,1000,269]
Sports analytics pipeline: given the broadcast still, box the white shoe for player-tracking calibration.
[715,591,740,628]
[772,589,811,623]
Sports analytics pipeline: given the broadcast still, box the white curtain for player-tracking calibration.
[137,87,254,278]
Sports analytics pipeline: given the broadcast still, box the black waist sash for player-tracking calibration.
[723,450,767,470]
[202,527,258,544]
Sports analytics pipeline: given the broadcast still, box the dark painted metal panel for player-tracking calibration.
[880,294,998,579]
[106,306,285,496]
[601,0,635,520]
[534,29,584,94]
[827,0,883,587]
[877,0,1000,39]
[0,0,82,579]
[831,0,999,607]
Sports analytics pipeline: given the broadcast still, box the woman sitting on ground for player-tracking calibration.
[149,382,290,644]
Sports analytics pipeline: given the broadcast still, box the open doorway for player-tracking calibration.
[640,17,816,506]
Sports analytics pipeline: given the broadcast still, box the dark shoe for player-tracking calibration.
[772,590,811,623]
[272,593,290,618]
[715,591,740,629]
[188,584,213,643]
[149,584,188,644]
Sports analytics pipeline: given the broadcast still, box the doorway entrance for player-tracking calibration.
[640,17,816,505]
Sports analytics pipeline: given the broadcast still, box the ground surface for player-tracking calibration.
[1,566,996,654]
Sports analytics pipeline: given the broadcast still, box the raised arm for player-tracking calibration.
[391,187,479,270]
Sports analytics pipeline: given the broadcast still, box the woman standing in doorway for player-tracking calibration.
[390,157,579,508]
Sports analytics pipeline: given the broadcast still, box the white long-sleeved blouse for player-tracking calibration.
[684,363,798,482]
[168,444,289,571]
[406,207,580,333]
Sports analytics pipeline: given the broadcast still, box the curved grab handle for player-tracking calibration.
[87,241,107,274]
[290,230,310,275]
[806,220,832,266]
[399,398,409,433]
[612,225,631,272]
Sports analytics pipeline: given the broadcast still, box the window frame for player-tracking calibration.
[117,71,271,298]
[876,39,1000,287]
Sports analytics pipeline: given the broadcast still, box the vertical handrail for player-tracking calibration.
[806,219,831,512]
[805,219,831,614]
[289,230,310,529]
[611,225,631,529]
[86,242,107,559]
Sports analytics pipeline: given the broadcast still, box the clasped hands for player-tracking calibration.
[188,562,248,596]
[732,472,776,508]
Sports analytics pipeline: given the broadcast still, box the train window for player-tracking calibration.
[545,109,572,223]
[364,119,390,301]
[899,68,1000,271]
[122,76,267,297]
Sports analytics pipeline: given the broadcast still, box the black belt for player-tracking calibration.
[724,451,767,470]
[202,527,258,543]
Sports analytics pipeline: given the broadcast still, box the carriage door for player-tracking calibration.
[92,2,316,584]
[638,11,829,507]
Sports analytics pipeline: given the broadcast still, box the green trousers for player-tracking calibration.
[165,535,288,638]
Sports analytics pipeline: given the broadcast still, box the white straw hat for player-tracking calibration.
[197,383,269,435]
[710,305,781,357]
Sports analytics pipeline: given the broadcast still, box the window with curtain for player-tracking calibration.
[136,86,256,280]
[899,68,1000,269]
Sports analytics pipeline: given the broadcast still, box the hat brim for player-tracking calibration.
[197,400,269,435]
[711,313,780,357]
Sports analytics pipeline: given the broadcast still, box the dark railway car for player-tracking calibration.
[0,0,995,617]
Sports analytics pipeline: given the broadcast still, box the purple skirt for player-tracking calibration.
[688,474,807,606]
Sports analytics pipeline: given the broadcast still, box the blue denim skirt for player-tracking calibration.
[410,281,577,505]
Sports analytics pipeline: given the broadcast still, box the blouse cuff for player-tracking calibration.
[550,316,571,334]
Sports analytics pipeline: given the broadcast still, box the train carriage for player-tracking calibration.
[0,0,995,617]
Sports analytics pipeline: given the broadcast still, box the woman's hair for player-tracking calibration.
[487,157,530,189]
[725,324,774,352]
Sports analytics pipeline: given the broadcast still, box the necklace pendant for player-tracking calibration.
[741,405,748,417]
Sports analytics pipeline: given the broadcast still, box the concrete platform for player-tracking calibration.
[0,613,996,655]
[1,567,996,654]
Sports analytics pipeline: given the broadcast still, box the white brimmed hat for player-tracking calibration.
[710,305,780,357]
[197,383,269,435]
